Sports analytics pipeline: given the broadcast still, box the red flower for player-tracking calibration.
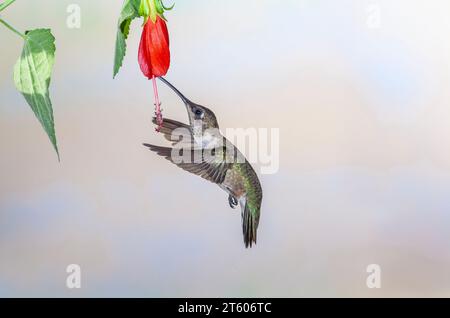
[138,16,170,78]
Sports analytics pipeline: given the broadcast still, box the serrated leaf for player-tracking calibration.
[13,28,59,159]
[113,0,141,78]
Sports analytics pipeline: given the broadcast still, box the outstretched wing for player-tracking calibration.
[143,143,231,184]
[152,117,192,146]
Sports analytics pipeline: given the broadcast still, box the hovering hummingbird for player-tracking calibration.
[143,77,263,248]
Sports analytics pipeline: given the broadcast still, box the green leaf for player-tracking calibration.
[113,0,141,78]
[13,28,59,159]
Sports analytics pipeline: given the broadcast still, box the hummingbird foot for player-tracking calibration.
[228,195,238,209]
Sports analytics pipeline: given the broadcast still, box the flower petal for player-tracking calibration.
[138,16,170,78]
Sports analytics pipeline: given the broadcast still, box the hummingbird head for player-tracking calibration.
[159,77,219,130]
[188,104,219,131]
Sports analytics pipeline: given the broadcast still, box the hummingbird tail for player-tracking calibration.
[242,201,258,248]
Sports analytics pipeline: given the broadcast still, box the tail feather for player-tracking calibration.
[242,200,258,248]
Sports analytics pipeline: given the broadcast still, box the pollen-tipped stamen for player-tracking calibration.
[152,75,163,132]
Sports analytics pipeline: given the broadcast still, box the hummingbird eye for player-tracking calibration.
[194,108,204,119]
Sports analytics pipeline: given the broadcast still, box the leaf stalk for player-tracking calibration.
[0,17,26,39]
[0,0,16,13]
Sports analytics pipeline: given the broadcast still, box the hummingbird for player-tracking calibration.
[143,77,263,248]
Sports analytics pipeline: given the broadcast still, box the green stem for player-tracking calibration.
[0,0,16,12]
[0,17,26,39]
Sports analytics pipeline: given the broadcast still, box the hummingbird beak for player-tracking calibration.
[158,77,195,112]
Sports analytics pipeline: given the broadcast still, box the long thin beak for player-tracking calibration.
[158,77,193,107]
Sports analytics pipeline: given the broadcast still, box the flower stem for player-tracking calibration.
[0,17,26,39]
[0,0,16,13]
[152,75,163,132]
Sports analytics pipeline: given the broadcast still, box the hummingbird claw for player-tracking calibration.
[228,195,238,209]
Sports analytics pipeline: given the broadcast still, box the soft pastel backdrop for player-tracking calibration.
[2,0,450,297]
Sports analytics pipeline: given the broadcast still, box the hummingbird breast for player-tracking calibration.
[221,167,247,199]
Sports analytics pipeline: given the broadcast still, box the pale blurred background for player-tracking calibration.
[1,0,450,297]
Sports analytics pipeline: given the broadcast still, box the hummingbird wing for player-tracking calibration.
[143,144,231,184]
[152,117,192,146]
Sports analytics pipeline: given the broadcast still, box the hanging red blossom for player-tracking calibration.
[137,0,174,131]
[138,16,170,79]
